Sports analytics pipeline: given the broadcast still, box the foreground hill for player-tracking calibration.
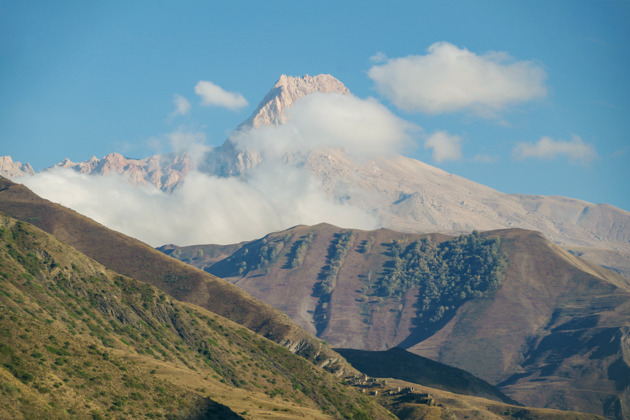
[0,215,394,419]
[0,176,353,376]
[160,223,630,419]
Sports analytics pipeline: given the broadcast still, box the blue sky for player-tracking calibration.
[1,0,629,211]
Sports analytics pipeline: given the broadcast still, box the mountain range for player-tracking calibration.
[2,73,628,419]
[4,74,629,279]
[159,222,630,419]
[0,175,601,419]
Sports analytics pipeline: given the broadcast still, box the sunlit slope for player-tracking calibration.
[162,223,630,419]
[0,176,355,375]
[0,214,393,419]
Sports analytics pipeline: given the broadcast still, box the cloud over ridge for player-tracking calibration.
[232,92,416,157]
[18,92,410,247]
[368,41,547,116]
[424,130,462,163]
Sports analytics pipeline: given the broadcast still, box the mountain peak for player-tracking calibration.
[0,155,34,178]
[244,74,350,128]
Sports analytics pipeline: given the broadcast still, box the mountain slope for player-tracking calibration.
[160,223,630,418]
[9,74,628,277]
[0,181,597,420]
[0,176,357,377]
[0,215,397,419]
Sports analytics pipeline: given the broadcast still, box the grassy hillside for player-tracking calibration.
[160,223,630,419]
[0,214,393,419]
[0,177,354,377]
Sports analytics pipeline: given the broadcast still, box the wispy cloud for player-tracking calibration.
[423,130,462,163]
[167,129,210,167]
[169,94,191,119]
[513,135,597,165]
[612,147,628,158]
[471,154,497,163]
[369,51,388,63]
[194,81,248,110]
[368,41,547,117]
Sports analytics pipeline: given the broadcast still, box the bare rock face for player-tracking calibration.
[0,156,34,178]
[52,152,191,192]
[243,74,350,128]
[201,74,350,177]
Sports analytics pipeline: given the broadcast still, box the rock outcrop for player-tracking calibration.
[0,155,34,178]
[51,152,191,192]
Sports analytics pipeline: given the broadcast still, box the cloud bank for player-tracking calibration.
[20,165,378,247]
[194,81,248,110]
[513,135,597,165]
[18,92,416,247]
[368,42,547,116]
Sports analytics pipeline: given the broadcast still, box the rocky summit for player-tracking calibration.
[2,74,629,277]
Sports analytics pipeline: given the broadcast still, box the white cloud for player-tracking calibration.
[369,51,388,63]
[194,81,248,110]
[166,129,210,166]
[232,92,416,158]
[424,130,462,163]
[169,94,191,118]
[19,164,378,247]
[513,135,597,165]
[368,41,547,116]
[17,92,419,247]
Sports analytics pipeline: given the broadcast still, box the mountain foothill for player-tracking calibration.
[1,74,628,419]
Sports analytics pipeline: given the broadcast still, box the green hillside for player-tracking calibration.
[0,177,355,377]
[0,214,392,419]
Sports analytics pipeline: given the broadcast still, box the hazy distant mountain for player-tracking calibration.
[160,223,630,419]
[6,73,626,278]
[51,151,192,192]
[0,156,34,178]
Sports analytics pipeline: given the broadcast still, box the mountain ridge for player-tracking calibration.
[3,73,629,278]
[0,213,395,419]
[160,222,630,418]
[0,176,357,377]
[0,178,597,419]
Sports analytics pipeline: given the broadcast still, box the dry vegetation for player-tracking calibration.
[0,214,392,419]
[163,223,630,419]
